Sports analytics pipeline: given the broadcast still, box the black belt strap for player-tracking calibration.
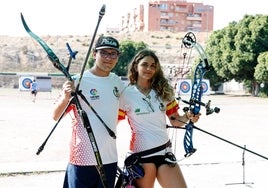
[136,140,171,157]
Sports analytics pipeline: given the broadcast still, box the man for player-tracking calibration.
[52,36,124,188]
[30,79,38,102]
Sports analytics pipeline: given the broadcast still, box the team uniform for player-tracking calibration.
[119,85,178,162]
[63,71,124,188]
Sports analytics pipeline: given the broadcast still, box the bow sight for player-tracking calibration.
[177,97,220,115]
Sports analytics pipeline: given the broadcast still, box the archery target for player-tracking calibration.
[176,79,210,95]
[202,79,210,95]
[177,79,192,95]
[19,76,34,91]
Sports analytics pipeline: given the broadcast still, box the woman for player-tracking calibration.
[119,49,200,188]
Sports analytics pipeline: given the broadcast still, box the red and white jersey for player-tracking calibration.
[65,71,124,166]
[119,85,179,156]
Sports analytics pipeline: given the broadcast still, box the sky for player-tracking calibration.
[0,0,267,36]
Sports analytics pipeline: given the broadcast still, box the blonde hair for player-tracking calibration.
[128,49,174,102]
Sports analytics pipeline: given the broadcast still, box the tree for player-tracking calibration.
[113,40,147,76]
[254,52,268,96]
[205,24,238,90]
[255,52,268,82]
[206,14,268,96]
[206,22,239,80]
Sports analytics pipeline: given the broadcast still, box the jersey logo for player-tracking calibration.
[89,88,100,100]
[113,86,120,98]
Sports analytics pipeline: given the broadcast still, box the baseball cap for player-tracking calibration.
[94,36,120,52]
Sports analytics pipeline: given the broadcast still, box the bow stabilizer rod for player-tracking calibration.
[75,4,106,93]
[167,121,268,161]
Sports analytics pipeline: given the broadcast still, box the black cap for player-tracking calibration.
[95,36,120,52]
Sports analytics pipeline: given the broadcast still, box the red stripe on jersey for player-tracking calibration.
[166,99,179,116]
[118,109,126,120]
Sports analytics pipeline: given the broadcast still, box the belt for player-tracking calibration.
[136,140,171,157]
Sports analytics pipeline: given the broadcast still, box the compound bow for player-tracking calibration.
[168,32,268,161]
[180,32,220,157]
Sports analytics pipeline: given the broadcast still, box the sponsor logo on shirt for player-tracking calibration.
[89,88,100,100]
[135,108,151,115]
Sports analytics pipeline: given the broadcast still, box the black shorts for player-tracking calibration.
[140,155,174,168]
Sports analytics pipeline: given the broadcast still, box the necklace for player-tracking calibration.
[136,85,151,98]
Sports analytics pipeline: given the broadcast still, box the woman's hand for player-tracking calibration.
[187,112,201,123]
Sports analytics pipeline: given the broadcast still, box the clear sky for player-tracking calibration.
[0,0,267,36]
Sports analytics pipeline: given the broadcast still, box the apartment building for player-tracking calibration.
[119,0,214,33]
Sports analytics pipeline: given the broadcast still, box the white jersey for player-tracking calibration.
[66,71,124,166]
[119,85,179,156]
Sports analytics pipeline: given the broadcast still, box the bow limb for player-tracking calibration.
[20,13,72,81]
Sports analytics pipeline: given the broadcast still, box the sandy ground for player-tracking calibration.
[0,88,268,188]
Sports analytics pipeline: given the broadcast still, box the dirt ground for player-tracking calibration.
[0,88,268,188]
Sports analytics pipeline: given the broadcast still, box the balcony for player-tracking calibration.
[186,14,202,21]
[160,15,169,19]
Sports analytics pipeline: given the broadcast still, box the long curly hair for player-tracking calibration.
[128,49,174,102]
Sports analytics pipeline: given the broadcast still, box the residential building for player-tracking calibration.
[119,0,213,33]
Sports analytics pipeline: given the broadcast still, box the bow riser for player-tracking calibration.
[190,60,208,115]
